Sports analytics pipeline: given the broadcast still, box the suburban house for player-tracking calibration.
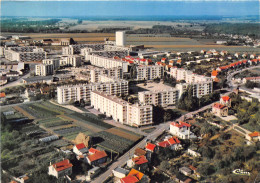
[120,169,149,183]
[187,148,201,157]
[145,143,157,153]
[48,159,73,178]
[157,136,182,150]
[88,148,101,155]
[0,92,6,103]
[170,121,196,139]
[73,143,88,156]
[134,148,147,157]
[212,103,228,117]
[86,167,101,181]
[127,155,148,171]
[246,131,260,142]
[86,150,108,166]
[112,167,129,179]
[220,96,231,107]
[175,173,193,183]
[179,167,192,176]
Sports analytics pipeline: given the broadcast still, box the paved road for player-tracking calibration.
[1,72,31,90]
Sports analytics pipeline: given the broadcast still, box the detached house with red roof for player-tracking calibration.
[73,143,88,156]
[212,103,228,117]
[157,136,182,150]
[48,159,73,178]
[246,131,260,142]
[220,96,231,107]
[127,155,148,171]
[145,143,157,153]
[86,149,108,166]
[120,169,149,183]
[170,121,196,139]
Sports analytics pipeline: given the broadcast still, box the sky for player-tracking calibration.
[1,1,259,17]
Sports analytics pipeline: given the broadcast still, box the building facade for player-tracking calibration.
[136,65,164,80]
[91,91,153,126]
[35,64,54,76]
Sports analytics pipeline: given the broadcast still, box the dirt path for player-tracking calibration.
[13,106,35,119]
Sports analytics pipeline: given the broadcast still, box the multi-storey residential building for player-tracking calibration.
[89,55,128,72]
[91,91,153,127]
[62,43,108,55]
[42,58,60,70]
[90,67,123,83]
[5,46,46,62]
[127,103,153,127]
[170,67,213,84]
[176,82,213,98]
[138,88,179,107]
[35,64,54,76]
[57,79,128,104]
[136,65,164,80]
[60,55,81,67]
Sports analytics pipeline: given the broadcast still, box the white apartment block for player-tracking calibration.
[176,82,213,98]
[62,43,108,55]
[136,65,164,80]
[91,91,153,126]
[170,67,213,84]
[5,46,46,62]
[42,58,60,70]
[35,64,54,76]
[89,55,129,72]
[90,67,123,83]
[57,79,128,104]
[138,88,179,107]
[60,55,81,67]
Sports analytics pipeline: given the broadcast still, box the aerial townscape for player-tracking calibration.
[1,1,260,183]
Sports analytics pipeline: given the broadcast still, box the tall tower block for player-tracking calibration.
[116,31,126,47]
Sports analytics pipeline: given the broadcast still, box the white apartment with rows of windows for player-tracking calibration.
[35,64,54,76]
[57,79,128,104]
[59,55,82,67]
[136,65,164,80]
[5,46,46,62]
[138,88,179,107]
[91,90,153,127]
[89,55,129,72]
[90,67,123,83]
[42,58,60,70]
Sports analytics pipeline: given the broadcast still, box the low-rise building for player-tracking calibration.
[220,96,231,107]
[170,121,196,139]
[86,150,108,166]
[246,131,260,142]
[73,143,88,156]
[179,167,192,176]
[48,159,73,179]
[212,103,228,117]
[112,167,129,179]
[157,136,182,150]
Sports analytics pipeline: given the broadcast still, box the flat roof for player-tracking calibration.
[137,82,174,93]
[23,75,53,82]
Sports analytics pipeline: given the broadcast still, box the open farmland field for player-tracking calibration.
[16,101,143,152]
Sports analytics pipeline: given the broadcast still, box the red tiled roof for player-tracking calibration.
[88,148,100,154]
[120,175,139,183]
[213,103,226,109]
[248,131,260,137]
[128,169,144,180]
[189,165,197,171]
[0,93,6,98]
[145,143,156,152]
[171,121,191,128]
[52,159,73,172]
[132,155,148,165]
[87,151,107,162]
[211,70,218,76]
[168,137,180,145]
[221,96,230,101]
[75,143,86,150]
[157,141,170,148]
